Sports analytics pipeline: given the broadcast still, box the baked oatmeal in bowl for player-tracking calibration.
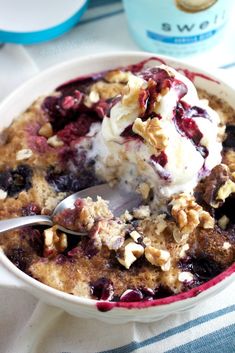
[0,52,235,323]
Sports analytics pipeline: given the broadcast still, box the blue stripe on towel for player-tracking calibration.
[99,305,235,353]
[166,323,235,353]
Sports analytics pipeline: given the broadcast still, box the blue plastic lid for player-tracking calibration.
[0,0,88,44]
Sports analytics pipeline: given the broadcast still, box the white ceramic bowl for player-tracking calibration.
[0,52,235,324]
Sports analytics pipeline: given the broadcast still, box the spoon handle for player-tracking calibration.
[0,215,53,233]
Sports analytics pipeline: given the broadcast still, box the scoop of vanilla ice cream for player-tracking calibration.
[88,65,222,205]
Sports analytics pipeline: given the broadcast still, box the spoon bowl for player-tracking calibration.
[0,184,142,235]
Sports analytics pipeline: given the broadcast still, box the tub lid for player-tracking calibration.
[0,0,87,44]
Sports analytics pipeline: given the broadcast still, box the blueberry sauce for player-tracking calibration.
[57,114,100,144]
[42,75,119,134]
[178,68,220,84]
[124,57,167,74]
[174,102,209,158]
[0,165,33,197]
[150,154,171,181]
[172,79,188,100]
[137,67,188,121]
[42,92,100,132]
[139,67,173,89]
[151,151,168,168]
[56,72,105,95]
[120,124,143,141]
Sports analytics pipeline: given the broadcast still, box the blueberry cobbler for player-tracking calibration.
[0,59,235,303]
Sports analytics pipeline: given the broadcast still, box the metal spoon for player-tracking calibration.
[0,184,142,235]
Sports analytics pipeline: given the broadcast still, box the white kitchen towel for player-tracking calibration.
[0,1,235,353]
[2,282,235,353]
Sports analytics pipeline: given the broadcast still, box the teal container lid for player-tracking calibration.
[0,0,88,44]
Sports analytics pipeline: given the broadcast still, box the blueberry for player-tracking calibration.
[154,285,174,299]
[0,165,32,197]
[7,247,29,271]
[191,257,223,281]
[140,287,155,300]
[90,277,114,301]
[80,238,99,259]
[28,228,44,256]
[223,125,235,149]
[120,289,143,302]
[46,167,98,193]
[21,203,41,216]
[179,256,223,283]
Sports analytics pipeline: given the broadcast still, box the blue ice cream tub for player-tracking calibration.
[123,0,234,57]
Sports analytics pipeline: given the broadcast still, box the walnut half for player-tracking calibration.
[133,117,168,151]
[43,226,68,258]
[170,193,214,236]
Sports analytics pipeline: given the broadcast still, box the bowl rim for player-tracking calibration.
[0,50,235,311]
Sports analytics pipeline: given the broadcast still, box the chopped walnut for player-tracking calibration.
[216,179,235,202]
[170,193,214,235]
[200,164,230,207]
[222,241,231,250]
[43,226,68,258]
[89,81,124,101]
[120,210,133,222]
[117,239,144,269]
[178,271,194,283]
[0,189,7,200]
[218,215,230,230]
[105,70,130,83]
[47,135,64,148]
[132,117,168,151]
[16,148,33,161]
[145,246,171,271]
[38,122,53,138]
[133,205,151,219]
[179,243,189,258]
[129,230,142,243]
[171,224,189,244]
